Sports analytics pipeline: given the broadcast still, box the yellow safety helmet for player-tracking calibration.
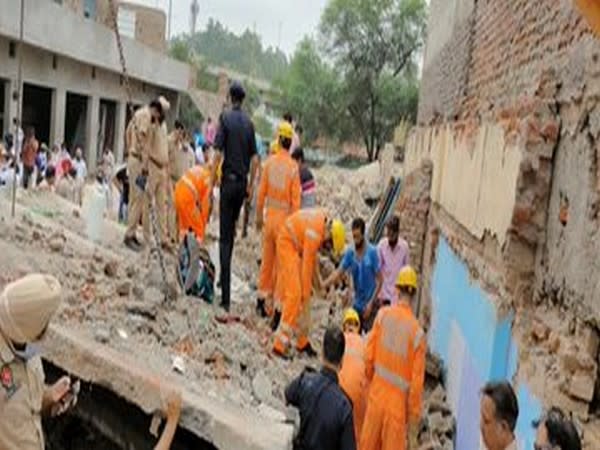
[278,121,294,140]
[342,308,360,327]
[396,265,418,290]
[331,219,346,257]
[269,140,279,155]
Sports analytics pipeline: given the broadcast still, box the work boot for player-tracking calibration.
[124,236,141,252]
[256,298,267,318]
[297,343,317,359]
[270,310,281,331]
[272,344,291,360]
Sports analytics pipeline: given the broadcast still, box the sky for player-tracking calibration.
[131,0,329,56]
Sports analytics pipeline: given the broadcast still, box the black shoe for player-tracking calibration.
[124,236,141,251]
[270,310,281,331]
[256,298,267,318]
[298,343,317,358]
[220,302,230,313]
[132,236,143,247]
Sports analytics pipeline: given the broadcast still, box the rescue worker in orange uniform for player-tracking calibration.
[272,209,346,358]
[339,308,368,446]
[255,121,301,318]
[360,265,425,450]
[174,165,212,244]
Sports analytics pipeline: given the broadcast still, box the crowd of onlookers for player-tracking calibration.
[0,125,94,205]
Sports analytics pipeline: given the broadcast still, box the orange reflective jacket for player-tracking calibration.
[279,208,326,302]
[256,150,301,225]
[340,332,368,444]
[365,302,426,425]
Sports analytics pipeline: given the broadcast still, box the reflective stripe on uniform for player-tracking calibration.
[306,228,319,241]
[374,364,410,392]
[381,315,411,359]
[286,221,301,250]
[266,197,291,212]
[181,175,199,204]
[276,329,291,345]
[346,346,364,361]
[413,328,424,351]
[267,164,288,191]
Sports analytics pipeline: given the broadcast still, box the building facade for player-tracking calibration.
[0,0,190,173]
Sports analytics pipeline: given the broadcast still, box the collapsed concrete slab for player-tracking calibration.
[44,324,294,450]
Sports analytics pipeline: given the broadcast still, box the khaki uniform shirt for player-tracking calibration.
[125,107,154,165]
[0,334,45,450]
[149,122,169,169]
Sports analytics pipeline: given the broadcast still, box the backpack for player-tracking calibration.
[177,232,215,303]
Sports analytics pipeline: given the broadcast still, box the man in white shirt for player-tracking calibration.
[0,147,18,188]
[73,146,88,180]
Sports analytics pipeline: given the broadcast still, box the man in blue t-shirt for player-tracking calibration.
[324,217,382,332]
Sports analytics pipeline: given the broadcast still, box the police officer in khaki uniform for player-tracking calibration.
[167,120,194,244]
[0,274,75,450]
[124,99,165,251]
[144,96,171,250]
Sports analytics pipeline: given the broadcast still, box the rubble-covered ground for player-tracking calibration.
[0,161,453,448]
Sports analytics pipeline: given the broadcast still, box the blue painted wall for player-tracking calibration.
[429,237,541,449]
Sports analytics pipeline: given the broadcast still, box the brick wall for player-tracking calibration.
[396,160,432,270]
[419,0,591,125]
[417,0,600,436]
[119,2,167,53]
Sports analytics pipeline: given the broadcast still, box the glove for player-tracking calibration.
[135,174,148,191]
[408,423,419,450]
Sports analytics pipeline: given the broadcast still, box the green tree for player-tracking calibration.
[170,37,191,63]
[320,0,426,160]
[276,38,345,144]
[252,114,273,139]
[173,19,289,82]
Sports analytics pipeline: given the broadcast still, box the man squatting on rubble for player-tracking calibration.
[323,217,383,333]
[0,274,182,450]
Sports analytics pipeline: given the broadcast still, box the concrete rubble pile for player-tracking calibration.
[313,163,380,223]
[0,166,374,425]
[416,352,456,450]
[517,310,600,428]
[0,160,452,447]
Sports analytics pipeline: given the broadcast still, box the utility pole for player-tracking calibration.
[190,0,199,35]
[11,0,25,218]
[167,0,173,40]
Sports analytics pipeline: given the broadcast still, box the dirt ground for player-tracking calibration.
[0,161,453,448]
[0,164,379,415]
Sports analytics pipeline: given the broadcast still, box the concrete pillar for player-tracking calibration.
[50,87,66,146]
[7,78,19,136]
[114,100,127,164]
[86,95,100,175]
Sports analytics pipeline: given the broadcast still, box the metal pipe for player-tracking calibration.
[11,0,25,218]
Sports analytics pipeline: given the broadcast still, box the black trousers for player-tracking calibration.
[219,178,246,310]
[22,166,34,189]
